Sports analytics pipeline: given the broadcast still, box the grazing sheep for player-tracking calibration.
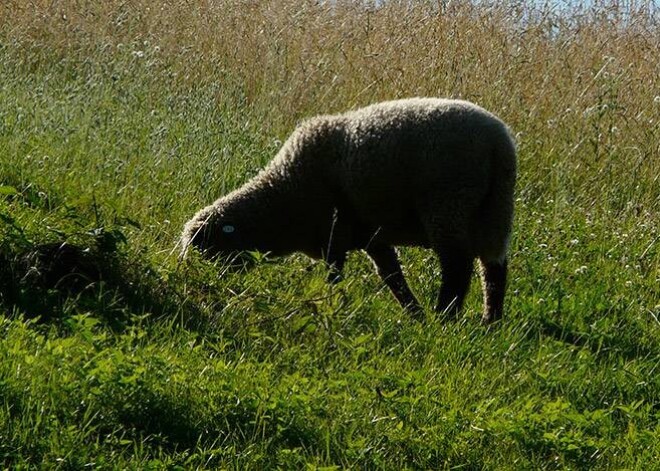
[181,98,516,323]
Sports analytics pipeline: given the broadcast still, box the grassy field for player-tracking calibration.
[1,0,659,469]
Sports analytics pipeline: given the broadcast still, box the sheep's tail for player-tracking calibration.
[478,128,517,263]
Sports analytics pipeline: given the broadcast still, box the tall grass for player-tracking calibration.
[1,1,659,468]
[3,1,660,216]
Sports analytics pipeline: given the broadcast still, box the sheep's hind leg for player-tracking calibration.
[435,246,474,319]
[479,257,507,324]
[366,245,424,320]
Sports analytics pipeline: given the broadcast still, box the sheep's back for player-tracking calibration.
[335,99,514,245]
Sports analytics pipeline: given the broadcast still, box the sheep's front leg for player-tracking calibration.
[326,250,347,284]
[324,208,350,284]
[366,245,424,320]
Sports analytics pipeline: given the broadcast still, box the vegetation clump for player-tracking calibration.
[0,1,658,468]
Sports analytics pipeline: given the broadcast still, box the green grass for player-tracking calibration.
[1,1,660,469]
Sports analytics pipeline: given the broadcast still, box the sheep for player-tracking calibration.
[181,98,517,323]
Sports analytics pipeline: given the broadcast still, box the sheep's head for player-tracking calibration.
[180,204,247,260]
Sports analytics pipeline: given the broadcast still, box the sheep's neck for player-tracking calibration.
[233,175,333,257]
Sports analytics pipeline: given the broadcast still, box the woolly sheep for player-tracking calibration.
[181,98,517,323]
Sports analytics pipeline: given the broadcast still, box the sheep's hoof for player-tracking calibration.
[437,313,461,324]
[434,305,461,323]
[326,272,343,284]
[481,313,503,327]
[406,303,426,322]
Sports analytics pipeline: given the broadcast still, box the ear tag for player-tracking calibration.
[222,225,235,233]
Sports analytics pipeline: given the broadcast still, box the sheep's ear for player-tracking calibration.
[222,225,235,234]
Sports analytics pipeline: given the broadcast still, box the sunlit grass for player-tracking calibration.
[0,0,659,468]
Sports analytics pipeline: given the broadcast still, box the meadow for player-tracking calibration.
[0,0,659,468]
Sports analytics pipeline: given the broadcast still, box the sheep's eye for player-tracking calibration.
[222,225,235,234]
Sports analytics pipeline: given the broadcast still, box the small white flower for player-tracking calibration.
[570,239,579,246]
[575,266,588,275]
[132,50,145,58]
[654,96,660,104]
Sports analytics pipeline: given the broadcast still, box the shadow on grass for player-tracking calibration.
[0,210,213,333]
[535,314,657,362]
[104,386,322,460]
[2,239,166,329]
